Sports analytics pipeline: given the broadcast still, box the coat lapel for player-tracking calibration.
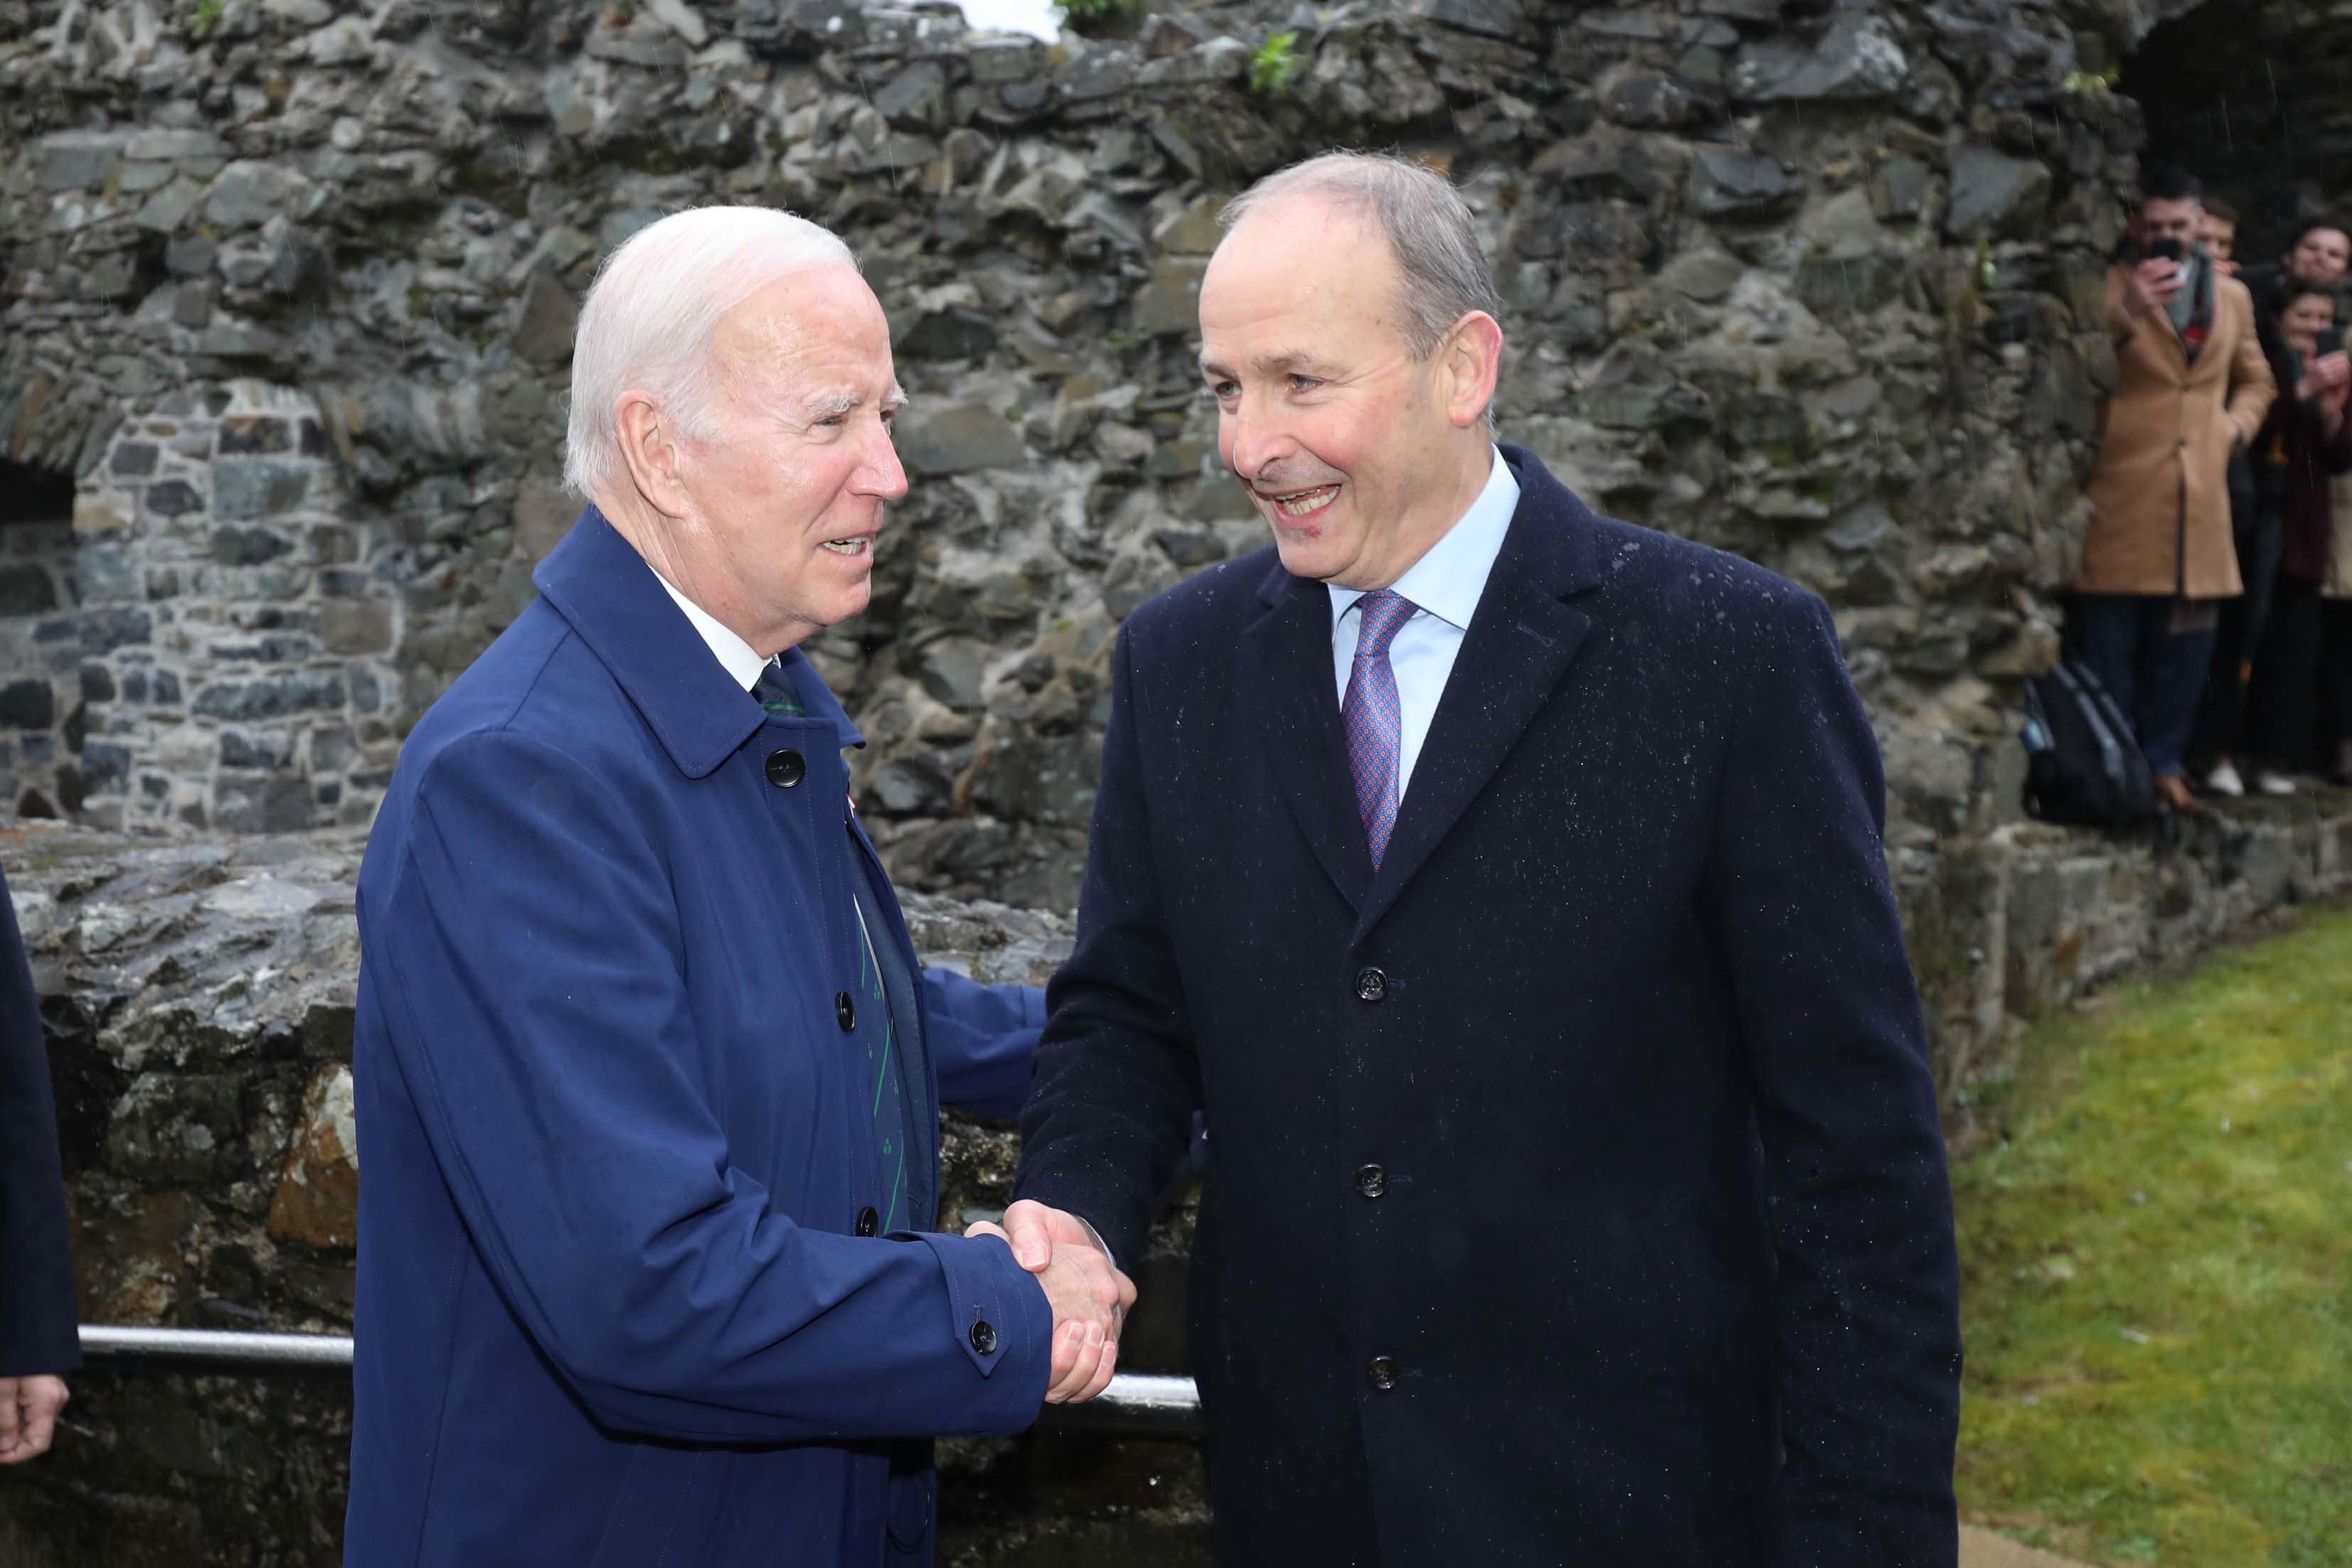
[1240,562,1373,912]
[1353,449,1605,943]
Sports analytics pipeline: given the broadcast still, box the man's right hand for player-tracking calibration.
[968,1200,1136,1404]
[0,1375,68,1464]
[2125,257,2184,320]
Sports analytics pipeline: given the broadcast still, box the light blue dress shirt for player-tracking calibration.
[1328,446,1521,800]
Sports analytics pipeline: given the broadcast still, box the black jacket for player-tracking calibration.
[1,857,79,1378]
[1016,449,1962,1567]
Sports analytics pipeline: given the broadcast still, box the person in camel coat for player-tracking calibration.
[2075,169,2276,810]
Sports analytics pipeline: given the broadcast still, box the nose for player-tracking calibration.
[861,419,908,501]
[1224,394,1294,485]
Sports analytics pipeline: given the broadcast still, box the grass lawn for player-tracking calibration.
[1953,906,2352,1567]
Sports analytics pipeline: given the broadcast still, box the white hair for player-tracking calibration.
[562,205,860,500]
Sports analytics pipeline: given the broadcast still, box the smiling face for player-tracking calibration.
[617,267,908,655]
[2289,227,2351,288]
[2281,291,2336,359]
[1197,194,1498,591]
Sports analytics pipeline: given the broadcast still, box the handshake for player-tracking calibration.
[966,1199,1137,1406]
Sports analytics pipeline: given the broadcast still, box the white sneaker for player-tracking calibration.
[2205,761,2246,798]
[2255,769,2297,797]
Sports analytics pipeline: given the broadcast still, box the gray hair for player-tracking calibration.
[562,205,860,501]
[1220,150,1503,363]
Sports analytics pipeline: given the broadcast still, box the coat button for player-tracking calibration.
[1354,1164,1387,1199]
[970,1319,999,1356]
[1367,1355,1399,1391]
[765,748,806,788]
[856,1205,879,1237]
[836,992,856,1031]
[1355,966,1387,1003]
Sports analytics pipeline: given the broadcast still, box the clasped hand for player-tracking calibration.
[966,1199,1136,1405]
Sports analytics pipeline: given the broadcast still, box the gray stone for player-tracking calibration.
[144,480,204,518]
[321,600,394,654]
[213,461,311,522]
[874,61,950,129]
[1689,148,1804,216]
[896,405,1026,476]
[72,545,141,603]
[0,566,59,616]
[214,773,318,833]
[510,273,580,366]
[192,675,346,721]
[1660,249,1747,303]
[219,731,298,770]
[203,162,310,232]
[1731,12,1909,102]
[1131,256,1210,336]
[898,309,999,362]
[1943,146,2051,241]
[1869,154,1931,221]
[37,132,121,192]
[212,527,296,566]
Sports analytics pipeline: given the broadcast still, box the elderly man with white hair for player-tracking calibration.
[345,206,1134,1567]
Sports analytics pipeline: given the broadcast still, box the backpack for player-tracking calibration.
[2020,661,2159,827]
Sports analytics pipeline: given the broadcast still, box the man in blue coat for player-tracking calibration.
[348,208,1133,1567]
[1002,154,1962,1564]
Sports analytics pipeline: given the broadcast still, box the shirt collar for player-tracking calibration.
[1328,445,1521,632]
[650,568,769,692]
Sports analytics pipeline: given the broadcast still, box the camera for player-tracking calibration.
[2148,236,2185,262]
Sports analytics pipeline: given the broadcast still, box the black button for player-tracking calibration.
[1355,1164,1387,1199]
[1355,966,1387,1003]
[765,748,806,788]
[836,992,856,1031]
[970,1319,998,1355]
[1367,1355,1399,1390]
[855,1205,879,1236]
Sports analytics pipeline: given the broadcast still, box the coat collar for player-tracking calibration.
[532,506,865,780]
[1243,444,1605,935]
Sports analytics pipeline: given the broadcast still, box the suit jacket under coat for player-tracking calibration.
[1016,449,1963,1568]
[0,858,80,1380]
[348,508,1051,1568]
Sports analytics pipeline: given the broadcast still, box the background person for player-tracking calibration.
[2076,169,2276,812]
[2239,283,2352,795]
[2200,198,2240,274]
[0,857,77,1467]
[347,207,1130,1568]
[1001,151,1962,1567]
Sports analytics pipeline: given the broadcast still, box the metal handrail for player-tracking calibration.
[77,1326,1204,1437]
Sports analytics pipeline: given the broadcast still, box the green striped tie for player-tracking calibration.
[753,660,805,717]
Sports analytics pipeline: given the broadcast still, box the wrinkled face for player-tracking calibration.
[2289,227,2351,286]
[1198,195,1473,590]
[2281,292,2336,358]
[680,269,907,643]
[2139,197,2201,250]
[2200,215,2235,264]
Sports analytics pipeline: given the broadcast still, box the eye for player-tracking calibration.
[1207,380,1238,401]
[1288,374,1323,393]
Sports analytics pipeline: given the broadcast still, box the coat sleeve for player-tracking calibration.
[2226,285,2279,446]
[363,730,1051,1444]
[1013,625,1204,1265]
[1698,593,1963,1568]
[0,861,80,1379]
[2103,262,2144,347]
[924,968,1044,1122]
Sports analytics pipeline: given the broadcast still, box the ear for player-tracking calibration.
[613,391,694,517]
[1438,311,1504,431]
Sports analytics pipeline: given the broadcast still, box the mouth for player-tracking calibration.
[819,534,874,558]
[1260,484,1340,520]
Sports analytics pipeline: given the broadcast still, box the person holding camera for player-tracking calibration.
[2075,170,2276,812]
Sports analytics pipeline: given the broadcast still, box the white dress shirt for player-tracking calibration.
[1328,446,1521,799]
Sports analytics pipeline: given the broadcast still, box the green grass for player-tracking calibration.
[1954,908,2352,1565]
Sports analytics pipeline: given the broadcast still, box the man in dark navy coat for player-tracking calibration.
[1002,154,1963,1566]
[348,208,1132,1567]
[0,855,77,1466]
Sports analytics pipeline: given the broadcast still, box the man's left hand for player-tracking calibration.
[0,1375,69,1464]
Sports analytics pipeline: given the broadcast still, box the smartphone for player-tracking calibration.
[2148,236,2185,262]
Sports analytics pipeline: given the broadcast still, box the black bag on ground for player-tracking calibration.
[2021,661,2159,827]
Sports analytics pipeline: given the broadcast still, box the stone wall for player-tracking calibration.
[5,0,2159,981]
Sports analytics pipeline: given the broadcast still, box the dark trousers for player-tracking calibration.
[2245,576,2324,766]
[2319,601,2352,773]
[2068,594,2218,778]
[2189,472,2283,763]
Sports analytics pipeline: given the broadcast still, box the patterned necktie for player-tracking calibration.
[1343,590,1419,869]
[753,660,805,717]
